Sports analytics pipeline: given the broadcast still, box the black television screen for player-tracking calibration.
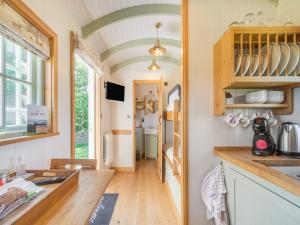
[105,82,125,101]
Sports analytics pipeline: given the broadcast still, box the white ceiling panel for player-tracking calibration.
[106,45,181,66]
[68,0,182,72]
[82,0,180,20]
[97,15,180,52]
[112,61,179,76]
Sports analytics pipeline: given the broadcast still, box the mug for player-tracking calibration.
[239,113,251,128]
[224,112,241,128]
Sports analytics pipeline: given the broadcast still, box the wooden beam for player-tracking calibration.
[112,130,132,135]
[82,4,180,38]
[111,55,180,74]
[181,0,189,224]
[100,38,181,61]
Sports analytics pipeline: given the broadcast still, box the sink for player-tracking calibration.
[144,128,157,135]
[270,166,300,180]
[253,159,300,180]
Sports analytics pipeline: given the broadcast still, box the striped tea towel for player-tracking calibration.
[202,164,229,225]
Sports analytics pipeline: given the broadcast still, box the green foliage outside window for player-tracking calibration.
[74,57,89,133]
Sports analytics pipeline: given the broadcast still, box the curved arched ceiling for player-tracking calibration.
[82,4,180,38]
[111,56,180,74]
[101,38,180,61]
[68,0,181,73]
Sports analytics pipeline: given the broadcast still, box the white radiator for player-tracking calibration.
[103,132,113,166]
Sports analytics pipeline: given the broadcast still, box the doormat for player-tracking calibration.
[89,193,119,225]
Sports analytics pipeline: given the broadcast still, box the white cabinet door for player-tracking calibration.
[232,169,300,225]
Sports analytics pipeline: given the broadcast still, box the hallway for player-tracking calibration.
[106,160,179,225]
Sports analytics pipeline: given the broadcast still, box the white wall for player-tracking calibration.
[0,0,111,170]
[188,1,300,224]
[100,63,113,169]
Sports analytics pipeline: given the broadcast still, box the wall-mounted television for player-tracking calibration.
[105,82,125,102]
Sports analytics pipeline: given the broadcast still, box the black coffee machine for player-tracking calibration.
[252,117,276,156]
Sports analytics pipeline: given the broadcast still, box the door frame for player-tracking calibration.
[181,0,189,224]
[70,31,101,163]
[132,79,162,172]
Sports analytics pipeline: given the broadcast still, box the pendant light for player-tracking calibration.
[148,57,160,71]
[149,22,167,56]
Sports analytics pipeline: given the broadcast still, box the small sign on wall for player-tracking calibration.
[27,105,48,134]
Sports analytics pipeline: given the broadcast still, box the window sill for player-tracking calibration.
[0,132,59,146]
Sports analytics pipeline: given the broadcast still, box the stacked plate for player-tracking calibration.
[234,42,300,76]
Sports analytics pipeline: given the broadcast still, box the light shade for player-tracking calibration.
[149,39,167,56]
[148,57,160,71]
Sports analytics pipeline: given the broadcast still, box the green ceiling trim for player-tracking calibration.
[267,0,279,6]
[101,38,181,61]
[82,4,181,38]
[111,55,180,74]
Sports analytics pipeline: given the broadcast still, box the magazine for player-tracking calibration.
[27,105,48,134]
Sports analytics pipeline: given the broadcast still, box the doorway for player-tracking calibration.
[133,80,163,173]
[72,54,96,159]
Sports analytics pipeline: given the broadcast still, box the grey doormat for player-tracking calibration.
[89,193,119,225]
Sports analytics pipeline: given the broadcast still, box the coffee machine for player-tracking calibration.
[252,117,276,156]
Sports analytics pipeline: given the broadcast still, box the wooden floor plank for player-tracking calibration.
[106,160,179,225]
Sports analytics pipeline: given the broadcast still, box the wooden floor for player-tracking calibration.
[105,160,179,225]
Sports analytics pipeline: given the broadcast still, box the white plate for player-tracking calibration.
[286,43,300,75]
[277,42,290,75]
[250,55,259,76]
[294,43,300,75]
[269,42,281,75]
[245,90,268,104]
[259,45,268,76]
[241,54,251,76]
[234,54,242,75]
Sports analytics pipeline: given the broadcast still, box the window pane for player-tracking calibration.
[0,36,2,73]
[0,77,2,126]
[20,110,27,126]
[5,110,16,126]
[5,68,16,78]
[1,36,45,133]
[5,79,16,108]
[5,39,16,67]
[21,83,31,109]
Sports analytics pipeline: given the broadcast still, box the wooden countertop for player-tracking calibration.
[32,169,114,225]
[214,147,300,197]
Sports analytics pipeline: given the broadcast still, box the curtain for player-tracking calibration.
[0,1,50,59]
[73,32,103,76]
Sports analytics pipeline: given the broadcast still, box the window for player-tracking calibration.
[0,35,45,137]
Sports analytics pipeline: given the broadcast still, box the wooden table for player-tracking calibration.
[30,169,114,225]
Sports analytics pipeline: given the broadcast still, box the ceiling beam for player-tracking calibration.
[82,4,180,38]
[267,0,279,6]
[101,38,181,61]
[111,55,180,74]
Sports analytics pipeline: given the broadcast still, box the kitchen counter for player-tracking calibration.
[33,169,114,225]
[214,146,300,197]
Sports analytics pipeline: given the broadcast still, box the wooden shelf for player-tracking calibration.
[163,111,181,121]
[225,103,289,108]
[0,132,60,147]
[174,156,182,165]
[213,26,300,116]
